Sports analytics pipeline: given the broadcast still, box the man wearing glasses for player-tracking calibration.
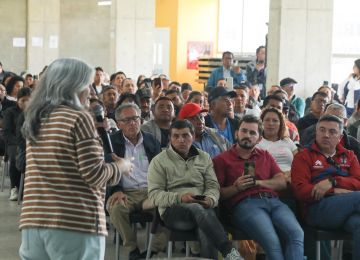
[292,114,360,260]
[106,103,164,260]
[178,102,230,158]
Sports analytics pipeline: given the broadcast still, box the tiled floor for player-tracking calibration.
[0,174,143,260]
[0,170,191,260]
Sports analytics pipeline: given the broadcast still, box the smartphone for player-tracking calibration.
[193,195,206,201]
[153,77,162,88]
[225,77,233,90]
[244,161,255,176]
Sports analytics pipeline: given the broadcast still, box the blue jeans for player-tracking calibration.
[306,191,360,260]
[232,197,304,260]
[19,228,105,260]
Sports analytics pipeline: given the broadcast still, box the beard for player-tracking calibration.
[237,138,256,150]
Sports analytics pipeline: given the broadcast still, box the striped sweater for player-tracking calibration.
[19,106,121,236]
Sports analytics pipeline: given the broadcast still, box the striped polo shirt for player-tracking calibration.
[19,106,121,236]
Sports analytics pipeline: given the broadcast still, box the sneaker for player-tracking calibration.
[225,248,244,260]
[9,187,18,201]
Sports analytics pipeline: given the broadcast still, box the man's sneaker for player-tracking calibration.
[9,187,18,201]
[225,248,244,260]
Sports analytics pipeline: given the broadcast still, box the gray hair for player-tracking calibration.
[22,58,93,142]
[325,103,347,119]
[115,103,141,121]
[316,114,344,133]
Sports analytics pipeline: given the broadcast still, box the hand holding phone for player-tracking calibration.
[244,161,255,176]
[192,195,206,201]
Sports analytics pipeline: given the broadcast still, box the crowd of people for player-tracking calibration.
[1,51,360,260]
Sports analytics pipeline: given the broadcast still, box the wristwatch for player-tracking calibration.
[329,176,337,188]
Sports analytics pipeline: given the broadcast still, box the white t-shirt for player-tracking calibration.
[256,138,297,172]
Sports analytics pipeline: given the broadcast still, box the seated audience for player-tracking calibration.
[257,107,297,182]
[178,103,230,158]
[186,91,205,109]
[300,103,360,162]
[102,85,119,122]
[165,89,183,117]
[304,85,335,114]
[233,85,261,118]
[107,103,164,260]
[348,98,360,141]
[213,115,304,260]
[147,120,242,260]
[135,87,152,122]
[205,87,239,144]
[297,91,329,135]
[292,115,360,260]
[92,66,106,95]
[262,95,300,143]
[181,83,192,101]
[110,71,126,94]
[280,77,305,118]
[267,85,281,96]
[121,78,137,95]
[141,97,175,148]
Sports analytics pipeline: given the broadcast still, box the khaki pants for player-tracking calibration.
[109,188,166,251]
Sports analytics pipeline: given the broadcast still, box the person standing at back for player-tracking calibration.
[19,58,133,260]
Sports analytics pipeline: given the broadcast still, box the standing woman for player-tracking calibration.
[19,58,132,260]
[338,59,360,116]
[257,107,297,182]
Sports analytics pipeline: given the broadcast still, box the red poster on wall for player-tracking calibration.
[187,41,213,70]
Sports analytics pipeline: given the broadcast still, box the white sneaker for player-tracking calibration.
[225,248,244,260]
[9,187,18,201]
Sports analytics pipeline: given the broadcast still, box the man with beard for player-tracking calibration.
[205,87,239,144]
[136,87,152,121]
[107,103,164,259]
[213,115,304,260]
[141,97,175,148]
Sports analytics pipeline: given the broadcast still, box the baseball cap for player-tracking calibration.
[136,87,151,99]
[178,103,208,119]
[280,77,297,87]
[208,87,237,103]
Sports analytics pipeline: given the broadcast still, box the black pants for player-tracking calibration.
[162,203,232,259]
[8,145,21,188]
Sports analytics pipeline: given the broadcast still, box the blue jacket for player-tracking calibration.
[206,66,246,90]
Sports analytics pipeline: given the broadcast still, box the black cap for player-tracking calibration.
[208,87,237,103]
[136,87,151,99]
[280,77,297,87]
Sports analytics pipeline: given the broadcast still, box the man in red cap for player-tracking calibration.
[179,103,230,158]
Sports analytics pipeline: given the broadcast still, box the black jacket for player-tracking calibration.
[106,130,161,197]
[297,112,318,134]
[204,115,239,144]
[300,124,360,162]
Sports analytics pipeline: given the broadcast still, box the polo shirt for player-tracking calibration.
[213,145,281,209]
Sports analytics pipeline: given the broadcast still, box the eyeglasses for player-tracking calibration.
[119,116,140,124]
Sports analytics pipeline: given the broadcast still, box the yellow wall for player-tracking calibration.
[156,0,219,91]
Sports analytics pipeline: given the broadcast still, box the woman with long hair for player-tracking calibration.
[19,58,132,260]
[257,107,297,182]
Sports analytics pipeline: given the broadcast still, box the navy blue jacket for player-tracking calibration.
[106,130,161,197]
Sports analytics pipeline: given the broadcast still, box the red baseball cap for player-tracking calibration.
[178,103,208,119]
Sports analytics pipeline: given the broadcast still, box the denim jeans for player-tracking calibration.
[232,197,304,260]
[19,228,105,260]
[163,203,233,259]
[306,191,360,260]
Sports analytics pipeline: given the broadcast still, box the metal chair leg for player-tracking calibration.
[167,241,173,259]
[146,234,154,260]
[185,241,190,257]
[115,230,120,260]
[316,241,321,260]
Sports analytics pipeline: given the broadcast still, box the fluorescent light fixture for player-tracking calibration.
[98,1,111,6]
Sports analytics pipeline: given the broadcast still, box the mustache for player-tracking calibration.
[240,138,251,142]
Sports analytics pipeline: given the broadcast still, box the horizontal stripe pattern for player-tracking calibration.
[20,106,121,236]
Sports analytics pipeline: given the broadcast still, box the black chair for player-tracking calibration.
[114,210,153,260]
[146,208,197,259]
[303,225,352,260]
